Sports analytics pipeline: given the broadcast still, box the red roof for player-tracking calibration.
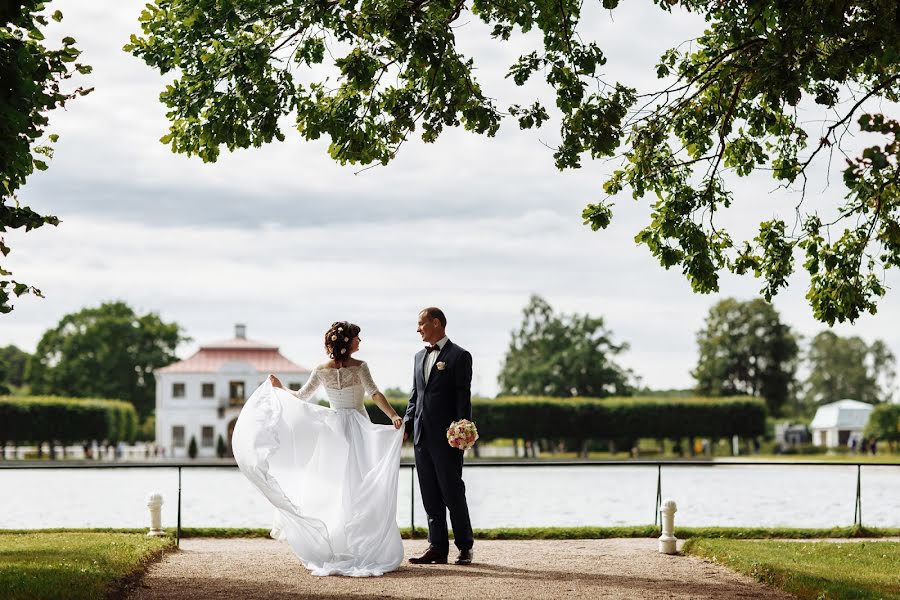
[156,334,310,374]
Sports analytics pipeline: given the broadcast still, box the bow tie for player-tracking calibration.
[425,344,440,353]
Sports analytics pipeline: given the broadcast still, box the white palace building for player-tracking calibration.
[154,324,311,458]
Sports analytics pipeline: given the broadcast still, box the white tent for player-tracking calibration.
[809,399,873,448]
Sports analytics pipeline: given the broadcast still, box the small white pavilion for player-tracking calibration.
[154,324,311,458]
[809,399,874,448]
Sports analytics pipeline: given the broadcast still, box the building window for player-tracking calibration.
[201,426,215,448]
[288,382,302,391]
[201,383,215,398]
[229,381,245,405]
[172,426,185,448]
[172,383,185,398]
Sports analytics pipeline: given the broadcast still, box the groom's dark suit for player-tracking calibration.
[404,339,474,553]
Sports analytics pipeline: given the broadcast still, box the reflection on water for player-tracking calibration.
[2,465,897,529]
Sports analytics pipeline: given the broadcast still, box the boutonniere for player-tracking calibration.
[436,361,446,371]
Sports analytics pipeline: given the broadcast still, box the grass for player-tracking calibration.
[684,538,900,599]
[0,532,174,600]
[2,525,898,540]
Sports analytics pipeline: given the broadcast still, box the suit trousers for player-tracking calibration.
[414,439,474,552]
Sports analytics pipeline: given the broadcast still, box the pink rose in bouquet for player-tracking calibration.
[447,419,479,450]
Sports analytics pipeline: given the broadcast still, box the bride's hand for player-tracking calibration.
[268,374,284,388]
[391,415,403,430]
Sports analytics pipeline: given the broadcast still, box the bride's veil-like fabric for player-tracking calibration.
[232,379,405,576]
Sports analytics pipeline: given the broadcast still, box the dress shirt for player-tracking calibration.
[424,336,449,384]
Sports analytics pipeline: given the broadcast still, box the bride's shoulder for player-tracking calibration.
[347,358,366,368]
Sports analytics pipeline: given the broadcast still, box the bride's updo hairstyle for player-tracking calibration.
[325,321,361,362]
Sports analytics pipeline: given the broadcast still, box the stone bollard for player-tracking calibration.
[658,499,678,554]
[147,492,165,536]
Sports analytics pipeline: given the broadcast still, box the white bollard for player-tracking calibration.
[658,499,678,554]
[147,492,165,536]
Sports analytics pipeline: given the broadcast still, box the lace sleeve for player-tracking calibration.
[290,368,320,403]
[360,362,381,397]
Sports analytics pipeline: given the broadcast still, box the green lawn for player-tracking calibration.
[684,538,900,600]
[0,532,174,600]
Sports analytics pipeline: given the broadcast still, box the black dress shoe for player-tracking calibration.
[408,547,449,564]
[455,548,473,565]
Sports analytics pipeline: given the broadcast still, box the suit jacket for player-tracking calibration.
[404,340,472,447]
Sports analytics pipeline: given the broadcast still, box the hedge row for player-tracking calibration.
[368,395,766,440]
[0,396,139,444]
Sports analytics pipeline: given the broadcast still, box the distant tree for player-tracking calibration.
[1,1,92,313]
[137,416,156,443]
[864,403,900,452]
[498,295,634,398]
[27,301,187,417]
[804,331,896,405]
[187,435,198,459]
[0,344,30,393]
[693,298,799,416]
[382,386,409,399]
[216,434,226,458]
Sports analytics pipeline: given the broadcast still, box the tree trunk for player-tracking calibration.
[49,441,57,460]
[472,441,480,458]
[689,437,696,457]
[579,439,590,459]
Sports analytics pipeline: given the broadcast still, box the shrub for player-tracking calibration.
[365,395,766,442]
[0,396,138,447]
[865,404,900,447]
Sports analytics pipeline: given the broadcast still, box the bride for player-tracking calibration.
[231,321,406,577]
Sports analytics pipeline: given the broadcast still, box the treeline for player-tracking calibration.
[0,396,138,458]
[0,302,185,418]
[498,295,897,418]
[367,395,766,449]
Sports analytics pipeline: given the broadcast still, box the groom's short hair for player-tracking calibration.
[421,307,447,328]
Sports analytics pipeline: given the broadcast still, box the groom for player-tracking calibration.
[405,307,475,565]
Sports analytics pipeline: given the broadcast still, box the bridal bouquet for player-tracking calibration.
[446,419,479,450]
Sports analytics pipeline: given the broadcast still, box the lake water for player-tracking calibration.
[2,465,898,530]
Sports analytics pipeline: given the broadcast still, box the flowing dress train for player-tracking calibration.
[232,362,404,576]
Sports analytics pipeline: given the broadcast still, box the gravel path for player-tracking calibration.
[127,538,793,599]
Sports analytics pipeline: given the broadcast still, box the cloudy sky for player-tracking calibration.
[4,1,899,397]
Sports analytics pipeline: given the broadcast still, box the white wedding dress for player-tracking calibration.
[231,362,405,577]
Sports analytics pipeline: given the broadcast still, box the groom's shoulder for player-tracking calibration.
[448,340,470,357]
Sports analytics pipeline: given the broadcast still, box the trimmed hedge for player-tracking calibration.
[0,396,138,445]
[366,395,766,440]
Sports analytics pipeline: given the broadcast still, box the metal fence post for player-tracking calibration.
[410,465,416,537]
[654,464,662,527]
[177,466,182,547]
[853,464,862,527]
